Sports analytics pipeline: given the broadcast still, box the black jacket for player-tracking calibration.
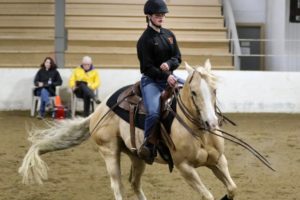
[34,68,63,96]
[137,26,181,80]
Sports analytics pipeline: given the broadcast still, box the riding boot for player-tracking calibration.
[138,122,160,164]
[138,139,155,164]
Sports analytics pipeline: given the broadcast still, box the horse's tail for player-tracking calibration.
[18,116,91,185]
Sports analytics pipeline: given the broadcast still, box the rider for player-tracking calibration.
[137,0,182,164]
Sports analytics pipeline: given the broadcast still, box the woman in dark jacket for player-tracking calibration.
[34,57,62,118]
[137,0,181,164]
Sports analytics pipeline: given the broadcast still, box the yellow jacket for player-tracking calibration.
[69,66,100,90]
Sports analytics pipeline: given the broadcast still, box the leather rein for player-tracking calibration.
[167,71,275,171]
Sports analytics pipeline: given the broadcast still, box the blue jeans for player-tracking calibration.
[141,75,168,139]
[36,88,51,116]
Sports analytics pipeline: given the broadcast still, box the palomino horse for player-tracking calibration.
[19,60,237,200]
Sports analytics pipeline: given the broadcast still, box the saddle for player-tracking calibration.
[117,81,146,114]
[117,81,173,116]
[115,81,175,171]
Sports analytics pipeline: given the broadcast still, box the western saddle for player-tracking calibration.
[116,81,174,152]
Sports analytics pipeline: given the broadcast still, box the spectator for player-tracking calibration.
[69,56,101,117]
[34,57,63,119]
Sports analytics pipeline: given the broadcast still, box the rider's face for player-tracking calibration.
[150,13,165,26]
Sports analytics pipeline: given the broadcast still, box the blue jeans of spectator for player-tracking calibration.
[36,88,51,116]
[141,75,168,140]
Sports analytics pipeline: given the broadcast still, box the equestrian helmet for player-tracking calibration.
[144,0,169,15]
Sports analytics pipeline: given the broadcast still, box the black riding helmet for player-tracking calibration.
[144,0,169,15]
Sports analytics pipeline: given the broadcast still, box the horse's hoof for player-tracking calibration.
[220,195,232,200]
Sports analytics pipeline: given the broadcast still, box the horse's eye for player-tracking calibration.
[191,91,197,96]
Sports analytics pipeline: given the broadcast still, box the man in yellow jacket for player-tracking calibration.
[69,56,101,117]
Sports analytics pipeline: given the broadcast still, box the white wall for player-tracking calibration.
[1,68,300,113]
[0,68,140,110]
[214,71,300,112]
[230,0,266,23]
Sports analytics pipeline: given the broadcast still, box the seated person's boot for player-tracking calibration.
[93,97,101,104]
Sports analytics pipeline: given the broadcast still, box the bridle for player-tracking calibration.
[167,70,275,171]
[188,71,202,117]
[176,70,209,130]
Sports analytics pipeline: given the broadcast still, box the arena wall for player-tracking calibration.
[0,68,299,113]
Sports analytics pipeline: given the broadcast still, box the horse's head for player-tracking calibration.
[183,59,218,130]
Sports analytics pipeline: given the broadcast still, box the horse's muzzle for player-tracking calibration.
[205,119,218,131]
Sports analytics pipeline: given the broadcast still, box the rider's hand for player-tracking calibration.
[160,63,170,72]
[167,75,177,88]
[38,82,44,87]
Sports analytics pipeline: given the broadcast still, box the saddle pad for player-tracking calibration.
[106,84,176,133]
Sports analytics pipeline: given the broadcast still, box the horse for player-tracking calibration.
[19,60,237,200]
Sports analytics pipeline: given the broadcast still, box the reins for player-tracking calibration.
[89,92,134,136]
[177,92,207,130]
[169,87,275,172]
[216,106,237,126]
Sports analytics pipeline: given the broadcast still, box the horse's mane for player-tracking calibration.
[194,66,218,90]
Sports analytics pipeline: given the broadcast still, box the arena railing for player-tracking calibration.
[220,0,242,70]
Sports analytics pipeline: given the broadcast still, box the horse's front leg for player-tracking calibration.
[99,143,123,200]
[208,154,237,200]
[177,162,214,200]
[127,153,147,200]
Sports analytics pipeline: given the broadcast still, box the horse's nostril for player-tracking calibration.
[211,124,217,129]
[205,121,209,128]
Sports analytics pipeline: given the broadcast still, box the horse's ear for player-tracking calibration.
[204,59,212,71]
[184,61,194,74]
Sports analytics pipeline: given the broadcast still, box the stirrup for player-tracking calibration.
[137,144,154,165]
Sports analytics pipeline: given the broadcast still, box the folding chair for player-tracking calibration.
[70,89,98,118]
